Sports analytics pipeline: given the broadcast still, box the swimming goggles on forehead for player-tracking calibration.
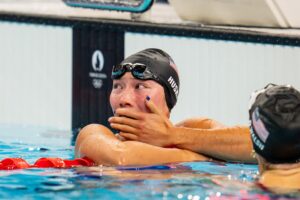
[111,63,159,81]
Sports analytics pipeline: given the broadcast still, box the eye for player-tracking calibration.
[135,83,147,90]
[113,83,122,90]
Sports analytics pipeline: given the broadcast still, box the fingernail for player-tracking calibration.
[146,96,150,101]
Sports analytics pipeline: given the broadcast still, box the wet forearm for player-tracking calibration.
[76,124,208,166]
[121,141,208,165]
[171,126,255,163]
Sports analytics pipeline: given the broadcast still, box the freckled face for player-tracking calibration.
[110,73,169,117]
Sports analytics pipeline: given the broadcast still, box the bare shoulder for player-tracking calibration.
[79,124,112,136]
[81,123,110,133]
[76,124,113,147]
[259,168,300,192]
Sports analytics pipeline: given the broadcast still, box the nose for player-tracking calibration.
[119,88,135,108]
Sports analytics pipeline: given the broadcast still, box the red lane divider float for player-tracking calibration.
[0,157,95,170]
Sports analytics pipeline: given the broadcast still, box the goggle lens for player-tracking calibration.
[112,63,156,80]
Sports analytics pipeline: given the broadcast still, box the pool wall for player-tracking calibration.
[0,23,73,130]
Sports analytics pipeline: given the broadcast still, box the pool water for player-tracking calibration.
[0,125,299,200]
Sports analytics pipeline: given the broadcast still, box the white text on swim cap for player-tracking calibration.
[250,126,265,151]
[168,76,179,97]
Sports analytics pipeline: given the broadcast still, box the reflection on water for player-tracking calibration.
[0,125,299,199]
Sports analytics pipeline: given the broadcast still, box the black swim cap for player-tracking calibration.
[249,84,300,164]
[113,48,180,111]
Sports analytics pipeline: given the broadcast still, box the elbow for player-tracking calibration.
[74,123,132,166]
[77,135,127,166]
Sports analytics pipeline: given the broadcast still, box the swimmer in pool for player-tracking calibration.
[249,84,300,192]
[75,48,253,166]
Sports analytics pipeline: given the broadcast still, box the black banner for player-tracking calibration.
[72,26,124,134]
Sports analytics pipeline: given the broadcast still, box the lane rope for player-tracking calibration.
[0,157,95,170]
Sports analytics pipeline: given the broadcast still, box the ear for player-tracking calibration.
[256,154,267,174]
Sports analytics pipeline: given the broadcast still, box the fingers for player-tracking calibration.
[114,108,143,120]
[145,97,163,115]
[110,123,138,134]
[145,97,174,127]
[119,132,138,141]
[109,116,140,128]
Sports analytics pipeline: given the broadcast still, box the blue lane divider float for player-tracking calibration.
[116,165,172,171]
